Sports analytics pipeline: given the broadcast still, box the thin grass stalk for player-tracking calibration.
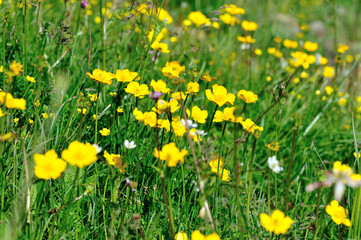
[246,137,257,220]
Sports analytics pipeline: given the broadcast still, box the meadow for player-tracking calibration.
[0,0,361,239]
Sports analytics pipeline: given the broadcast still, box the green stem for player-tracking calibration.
[94,83,101,144]
[246,137,257,220]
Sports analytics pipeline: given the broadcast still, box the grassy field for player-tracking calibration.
[1,0,361,239]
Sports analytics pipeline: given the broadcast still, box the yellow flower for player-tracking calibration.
[237,90,258,103]
[325,86,334,95]
[303,41,318,52]
[77,108,87,114]
[133,107,145,121]
[237,35,255,44]
[338,98,347,107]
[191,106,208,124]
[0,132,14,142]
[219,13,239,26]
[86,69,115,85]
[255,49,262,55]
[88,93,98,102]
[117,107,123,113]
[283,39,298,49]
[104,150,120,165]
[104,150,127,173]
[26,75,36,83]
[99,128,110,136]
[200,73,216,82]
[34,150,67,180]
[124,82,149,98]
[10,61,23,76]
[213,107,242,123]
[151,41,170,53]
[42,113,49,119]
[289,51,315,69]
[186,82,199,95]
[161,61,185,79]
[61,141,98,168]
[95,16,101,24]
[337,43,349,54]
[265,142,280,151]
[144,111,157,127]
[241,118,263,137]
[191,230,220,240]
[0,92,26,110]
[223,4,245,15]
[354,152,361,158]
[157,8,173,24]
[153,142,187,167]
[0,109,4,117]
[260,210,293,235]
[323,66,334,78]
[29,119,34,124]
[206,84,235,107]
[241,20,258,31]
[188,11,210,27]
[115,69,138,82]
[150,79,170,93]
[172,120,187,137]
[326,200,351,226]
[175,231,187,240]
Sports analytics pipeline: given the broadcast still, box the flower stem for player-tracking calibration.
[246,137,257,220]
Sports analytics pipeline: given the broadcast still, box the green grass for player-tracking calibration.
[1,0,361,239]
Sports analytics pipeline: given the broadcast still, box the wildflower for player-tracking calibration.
[104,150,127,173]
[337,43,349,54]
[241,20,258,31]
[26,75,35,83]
[92,144,102,153]
[34,150,67,180]
[325,86,334,95]
[241,118,263,137]
[0,109,4,117]
[150,79,170,93]
[86,69,115,85]
[149,91,163,101]
[171,92,187,101]
[117,107,123,113]
[109,92,117,97]
[268,156,283,174]
[283,39,298,49]
[42,113,49,119]
[180,119,198,128]
[151,41,170,53]
[0,92,26,110]
[124,82,149,98]
[143,112,157,127]
[81,0,88,9]
[9,61,23,76]
[29,119,34,124]
[219,13,239,26]
[62,141,98,168]
[133,107,145,121]
[237,90,258,103]
[148,28,168,43]
[88,93,98,101]
[34,100,40,107]
[124,140,136,149]
[77,108,87,114]
[161,61,185,79]
[104,150,121,165]
[175,231,187,240]
[170,36,178,43]
[303,41,318,52]
[213,107,242,123]
[187,11,210,27]
[115,69,138,82]
[191,230,220,240]
[157,8,173,24]
[206,84,235,107]
[260,210,293,235]
[338,98,347,107]
[255,49,262,55]
[172,120,187,137]
[326,200,351,226]
[323,66,334,78]
[265,142,280,151]
[191,106,208,124]
[237,35,256,44]
[153,142,187,167]
[223,4,245,15]
[200,72,216,82]
[0,132,14,142]
[99,128,110,136]
[186,82,199,95]
[354,152,361,158]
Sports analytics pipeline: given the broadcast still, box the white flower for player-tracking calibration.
[267,156,283,174]
[92,144,102,154]
[124,140,136,149]
[180,119,197,128]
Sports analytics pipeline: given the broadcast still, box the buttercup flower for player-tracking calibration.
[153,142,187,167]
[0,92,26,110]
[115,69,138,82]
[187,11,210,27]
[213,107,242,123]
[260,210,294,235]
[175,231,187,240]
[104,150,127,173]
[323,66,334,78]
[191,106,208,124]
[62,141,98,168]
[237,90,258,103]
[206,84,235,107]
[219,13,239,26]
[124,82,150,98]
[150,79,170,93]
[186,82,200,95]
[99,128,110,136]
[223,4,245,15]
[200,72,216,82]
[86,69,115,85]
[191,230,220,240]
[241,118,263,137]
[326,200,351,226]
[265,142,280,151]
[34,150,67,180]
[303,41,318,52]
[241,20,258,31]
[161,61,185,79]
[10,61,23,76]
